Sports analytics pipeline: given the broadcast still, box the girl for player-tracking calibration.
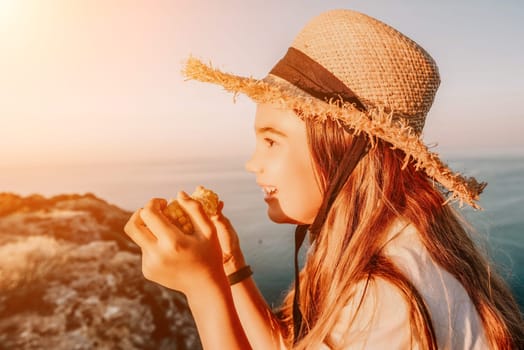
[124,9,524,349]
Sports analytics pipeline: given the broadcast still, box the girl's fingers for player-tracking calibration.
[177,191,214,239]
[211,211,232,233]
[140,198,181,246]
[216,200,224,216]
[124,209,157,249]
[211,201,236,235]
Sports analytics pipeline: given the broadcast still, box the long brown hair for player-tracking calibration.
[276,118,524,349]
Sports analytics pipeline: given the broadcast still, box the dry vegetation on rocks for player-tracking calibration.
[0,193,202,350]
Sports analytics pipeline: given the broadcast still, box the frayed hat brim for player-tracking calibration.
[183,56,487,209]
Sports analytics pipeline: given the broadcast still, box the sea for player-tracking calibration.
[1,155,523,311]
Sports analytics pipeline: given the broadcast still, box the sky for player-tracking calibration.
[1,0,523,165]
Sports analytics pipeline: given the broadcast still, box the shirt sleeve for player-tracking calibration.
[321,278,418,350]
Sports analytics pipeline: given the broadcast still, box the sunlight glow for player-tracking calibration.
[0,1,522,166]
[0,0,19,26]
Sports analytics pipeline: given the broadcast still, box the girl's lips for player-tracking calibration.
[263,190,278,201]
[258,184,278,200]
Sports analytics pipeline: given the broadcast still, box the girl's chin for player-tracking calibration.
[266,202,302,225]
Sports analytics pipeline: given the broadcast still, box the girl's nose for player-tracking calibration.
[245,155,262,174]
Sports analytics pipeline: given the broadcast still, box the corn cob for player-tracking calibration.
[162,185,219,234]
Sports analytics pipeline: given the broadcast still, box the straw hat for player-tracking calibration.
[183,9,486,209]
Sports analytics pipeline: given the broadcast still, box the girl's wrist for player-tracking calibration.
[223,249,247,276]
[185,268,230,302]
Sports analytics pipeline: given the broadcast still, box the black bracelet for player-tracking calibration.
[227,265,253,286]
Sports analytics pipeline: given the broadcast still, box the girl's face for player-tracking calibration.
[245,103,323,225]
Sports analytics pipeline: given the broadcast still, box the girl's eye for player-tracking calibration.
[264,137,276,148]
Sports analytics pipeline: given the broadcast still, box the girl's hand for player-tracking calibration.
[211,202,247,275]
[124,191,226,297]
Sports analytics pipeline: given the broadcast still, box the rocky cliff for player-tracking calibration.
[0,193,202,349]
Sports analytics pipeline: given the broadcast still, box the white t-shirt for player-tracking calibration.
[322,219,489,349]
